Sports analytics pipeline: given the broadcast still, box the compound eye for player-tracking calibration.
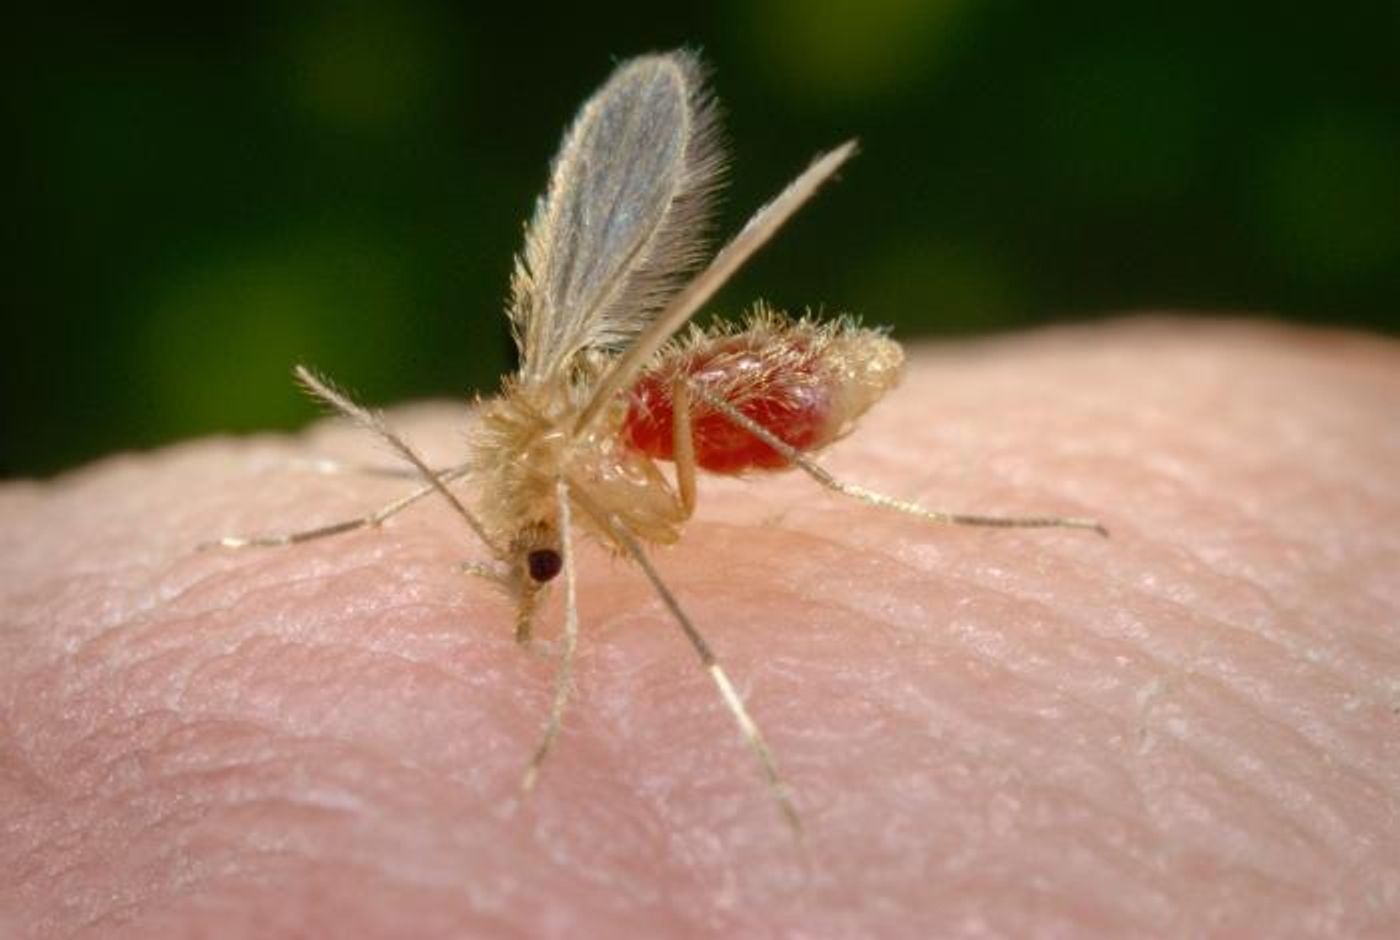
[527,548,563,583]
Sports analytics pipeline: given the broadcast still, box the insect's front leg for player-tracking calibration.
[203,464,473,550]
[286,457,441,480]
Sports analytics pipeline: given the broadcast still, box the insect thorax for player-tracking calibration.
[469,377,686,565]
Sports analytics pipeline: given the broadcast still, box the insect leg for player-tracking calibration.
[206,463,471,549]
[519,479,580,792]
[693,386,1108,536]
[568,483,801,834]
[287,456,456,480]
[294,365,506,557]
[513,576,544,647]
[670,375,699,518]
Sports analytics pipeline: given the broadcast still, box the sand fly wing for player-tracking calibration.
[509,51,724,384]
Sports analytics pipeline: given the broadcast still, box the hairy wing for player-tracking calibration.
[574,141,858,433]
[508,51,724,384]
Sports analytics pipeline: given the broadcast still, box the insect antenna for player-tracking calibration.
[293,365,506,557]
[567,483,802,834]
[520,479,581,793]
[692,385,1109,535]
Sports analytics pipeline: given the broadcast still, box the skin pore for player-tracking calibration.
[2,317,1397,937]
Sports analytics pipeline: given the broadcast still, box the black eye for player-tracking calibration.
[527,548,563,583]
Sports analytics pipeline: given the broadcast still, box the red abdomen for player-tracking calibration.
[623,310,904,474]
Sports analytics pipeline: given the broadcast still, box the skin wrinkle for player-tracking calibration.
[1043,583,1390,872]
[981,540,1385,796]
[1133,531,1393,724]
[187,656,505,783]
[817,473,1383,907]
[81,848,370,935]
[1147,699,1342,864]
[159,564,457,668]
[177,639,368,733]
[73,594,504,796]
[4,319,1400,935]
[79,734,488,915]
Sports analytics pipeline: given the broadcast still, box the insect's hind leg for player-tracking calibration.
[692,385,1108,536]
[203,464,472,550]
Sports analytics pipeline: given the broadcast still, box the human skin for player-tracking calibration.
[2,318,1397,938]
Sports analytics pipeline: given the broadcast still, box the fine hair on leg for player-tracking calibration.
[567,482,802,834]
[520,479,581,793]
[293,365,505,557]
[287,456,465,480]
[205,464,472,550]
[693,386,1108,536]
[670,375,699,518]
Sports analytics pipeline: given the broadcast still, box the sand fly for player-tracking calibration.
[212,50,1105,831]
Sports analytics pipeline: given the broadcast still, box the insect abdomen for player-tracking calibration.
[624,308,904,474]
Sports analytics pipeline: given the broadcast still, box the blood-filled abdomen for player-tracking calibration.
[624,306,904,474]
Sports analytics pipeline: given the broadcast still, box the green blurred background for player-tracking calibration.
[7,2,1397,477]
